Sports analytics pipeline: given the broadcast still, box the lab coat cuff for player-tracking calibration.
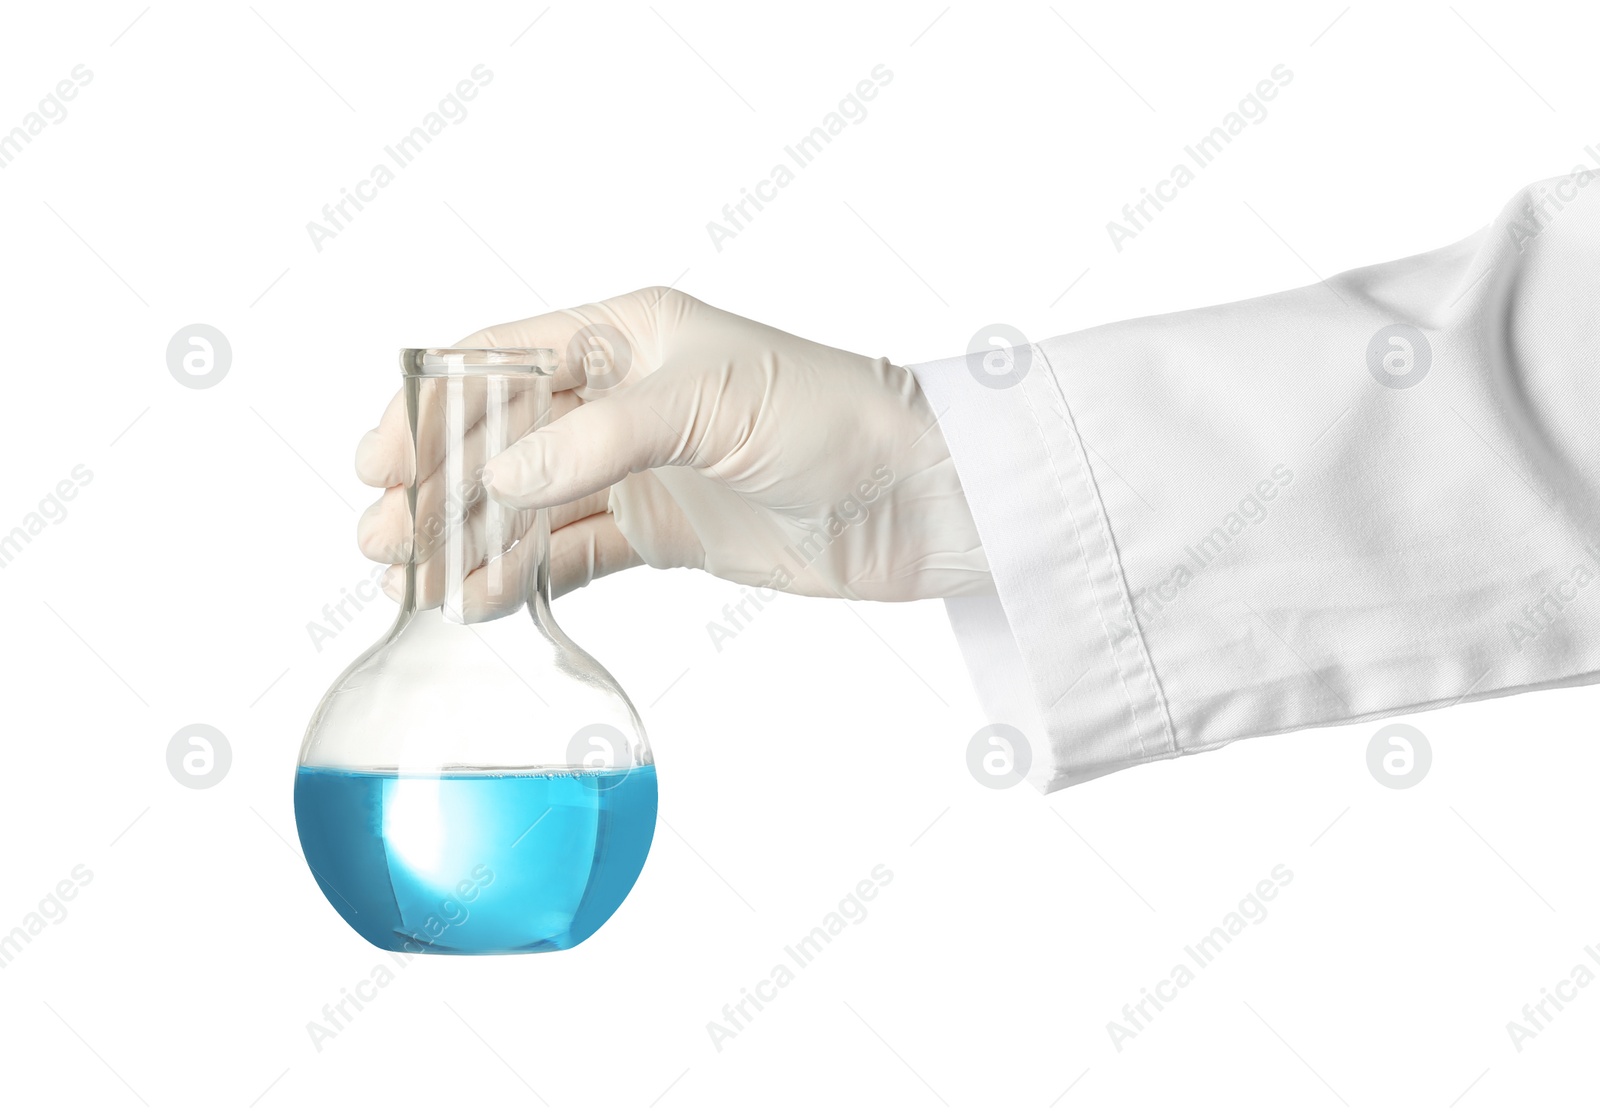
[908,348,1176,791]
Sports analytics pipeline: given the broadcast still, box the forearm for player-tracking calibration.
[915,174,1600,790]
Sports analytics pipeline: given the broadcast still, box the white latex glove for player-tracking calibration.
[355,287,990,604]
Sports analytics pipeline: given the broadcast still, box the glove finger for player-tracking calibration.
[454,315,592,394]
[409,376,550,494]
[485,365,723,510]
[551,512,643,598]
[607,470,707,572]
[379,510,642,618]
[551,489,611,531]
[355,390,413,488]
[457,287,677,398]
[358,471,605,567]
[357,488,409,564]
[355,380,581,490]
[417,500,632,609]
[359,387,565,563]
[450,511,640,616]
[358,287,661,491]
[414,295,660,470]
[409,492,533,606]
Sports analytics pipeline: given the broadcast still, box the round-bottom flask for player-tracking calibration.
[295,348,655,955]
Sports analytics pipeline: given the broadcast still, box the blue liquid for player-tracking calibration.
[294,765,657,954]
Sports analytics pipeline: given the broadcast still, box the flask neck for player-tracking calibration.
[399,369,552,626]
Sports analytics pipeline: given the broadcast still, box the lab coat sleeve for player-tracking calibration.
[909,174,1600,792]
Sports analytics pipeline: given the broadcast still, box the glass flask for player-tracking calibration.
[295,347,655,955]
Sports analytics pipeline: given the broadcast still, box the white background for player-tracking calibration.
[1,1,1595,1110]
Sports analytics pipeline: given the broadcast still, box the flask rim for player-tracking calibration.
[400,347,557,378]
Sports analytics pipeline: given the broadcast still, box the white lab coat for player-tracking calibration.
[910,174,1600,792]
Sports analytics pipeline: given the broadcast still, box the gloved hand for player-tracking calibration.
[355,287,991,606]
